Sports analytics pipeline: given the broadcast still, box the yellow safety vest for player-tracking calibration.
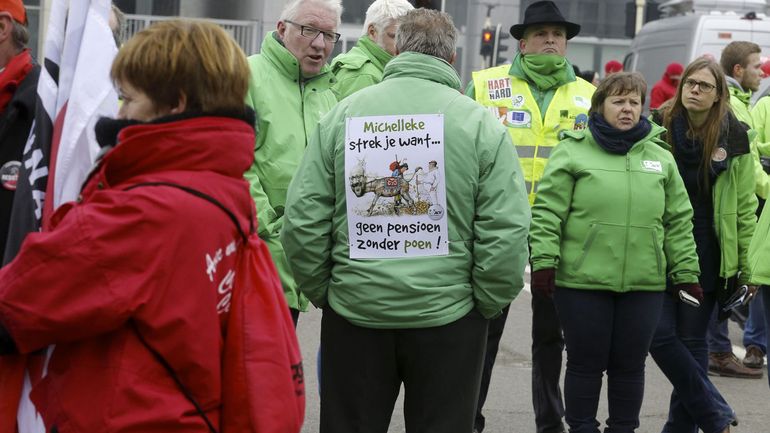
[472,65,595,204]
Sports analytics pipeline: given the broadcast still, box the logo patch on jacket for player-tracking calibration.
[573,95,591,109]
[505,110,532,128]
[1,160,21,191]
[573,113,588,131]
[642,160,662,173]
[512,94,525,108]
[486,78,512,100]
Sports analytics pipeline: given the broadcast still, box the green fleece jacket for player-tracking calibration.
[244,32,337,311]
[530,125,700,291]
[330,36,392,100]
[282,52,531,328]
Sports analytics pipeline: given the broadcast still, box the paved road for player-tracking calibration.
[296,284,770,432]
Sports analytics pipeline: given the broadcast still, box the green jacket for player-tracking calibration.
[748,202,770,284]
[244,32,337,310]
[530,125,700,291]
[652,111,758,284]
[729,83,769,200]
[282,52,531,328]
[746,95,770,199]
[330,36,392,100]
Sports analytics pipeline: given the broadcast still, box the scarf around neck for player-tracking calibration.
[515,53,572,90]
[588,112,652,155]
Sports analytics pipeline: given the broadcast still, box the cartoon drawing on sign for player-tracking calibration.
[345,113,448,259]
[349,156,424,216]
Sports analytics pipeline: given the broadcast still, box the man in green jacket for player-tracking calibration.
[244,0,341,324]
[330,0,413,100]
[466,2,594,432]
[282,9,530,433]
[707,41,766,378]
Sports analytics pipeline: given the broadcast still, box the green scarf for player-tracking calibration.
[515,53,573,90]
[358,36,392,71]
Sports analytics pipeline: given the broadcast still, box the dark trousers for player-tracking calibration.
[320,306,488,433]
[532,290,566,433]
[474,305,510,432]
[554,288,663,433]
[649,292,734,433]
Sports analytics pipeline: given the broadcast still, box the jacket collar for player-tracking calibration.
[260,31,333,83]
[91,110,255,189]
[357,36,392,72]
[382,51,461,90]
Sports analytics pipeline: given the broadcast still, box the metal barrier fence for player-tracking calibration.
[124,14,262,55]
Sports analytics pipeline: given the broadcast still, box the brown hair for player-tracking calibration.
[720,41,761,78]
[111,19,249,113]
[658,57,730,189]
[588,71,647,115]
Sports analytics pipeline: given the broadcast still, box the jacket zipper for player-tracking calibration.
[620,153,631,291]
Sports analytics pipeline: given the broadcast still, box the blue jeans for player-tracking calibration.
[649,293,734,433]
[706,310,732,353]
[744,288,767,352]
[554,288,663,433]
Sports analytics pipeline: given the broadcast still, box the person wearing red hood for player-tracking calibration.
[0,20,286,433]
[650,62,684,109]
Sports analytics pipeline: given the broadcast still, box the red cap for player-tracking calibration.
[604,60,623,74]
[665,62,684,77]
[0,0,26,24]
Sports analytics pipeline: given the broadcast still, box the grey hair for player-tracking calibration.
[395,9,456,63]
[361,0,413,36]
[11,20,29,51]
[280,0,343,27]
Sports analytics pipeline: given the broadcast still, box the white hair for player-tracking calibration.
[361,0,414,36]
[280,0,343,27]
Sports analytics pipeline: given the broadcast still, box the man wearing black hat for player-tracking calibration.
[466,2,595,433]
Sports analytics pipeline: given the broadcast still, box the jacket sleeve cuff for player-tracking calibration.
[669,271,699,286]
[530,259,557,272]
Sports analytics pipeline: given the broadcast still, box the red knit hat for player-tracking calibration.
[0,0,26,25]
[604,60,623,74]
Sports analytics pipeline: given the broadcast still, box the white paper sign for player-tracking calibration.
[345,114,448,259]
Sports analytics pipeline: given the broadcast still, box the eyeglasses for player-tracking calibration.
[683,78,716,93]
[284,20,340,44]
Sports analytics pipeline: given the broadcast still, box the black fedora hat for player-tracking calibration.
[510,1,580,40]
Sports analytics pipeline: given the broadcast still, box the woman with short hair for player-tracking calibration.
[0,20,276,432]
[530,72,700,433]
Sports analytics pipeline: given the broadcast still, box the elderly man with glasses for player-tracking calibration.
[245,0,341,325]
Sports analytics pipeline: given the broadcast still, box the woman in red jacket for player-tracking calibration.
[0,20,271,432]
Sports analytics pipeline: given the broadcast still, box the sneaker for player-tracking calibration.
[708,351,763,378]
[742,345,766,369]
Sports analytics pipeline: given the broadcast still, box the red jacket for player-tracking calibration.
[0,113,256,432]
[650,63,684,109]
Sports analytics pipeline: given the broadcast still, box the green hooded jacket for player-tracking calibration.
[281,52,531,328]
[330,36,392,100]
[530,125,700,291]
[244,32,337,310]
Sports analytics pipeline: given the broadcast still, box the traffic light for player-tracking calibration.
[493,24,510,65]
[480,28,495,57]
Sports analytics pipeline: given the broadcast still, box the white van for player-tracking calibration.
[624,0,770,109]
